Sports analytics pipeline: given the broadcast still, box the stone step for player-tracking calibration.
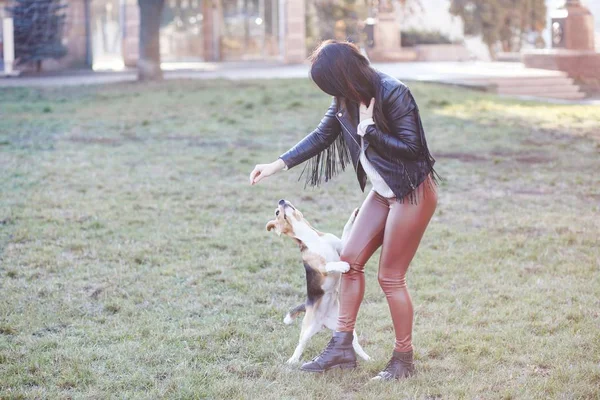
[496,84,581,95]
[495,77,575,88]
[465,74,585,99]
[467,76,575,87]
[512,91,587,100]
[426,64,589,100]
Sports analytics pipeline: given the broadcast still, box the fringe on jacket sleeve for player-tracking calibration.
[298,132,351,188]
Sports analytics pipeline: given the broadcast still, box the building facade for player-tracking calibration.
[0,0,306,71]
[398,0,599,61]
[2,0,598,71]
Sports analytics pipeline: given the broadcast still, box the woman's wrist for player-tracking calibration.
[274,158,287,171]
[357,118,375,137]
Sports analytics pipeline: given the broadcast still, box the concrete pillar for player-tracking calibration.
[367,1,416,62]
[122,0,139,67]
[3,18,15,74]
[203,0,218,61]
[282,0,306,64]
[49,0,88,69]
[374,10,400,51]
[562,0,595,50]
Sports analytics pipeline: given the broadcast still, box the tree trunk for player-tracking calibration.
[137,0,164,81]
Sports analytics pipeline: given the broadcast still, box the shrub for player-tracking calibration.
[400,29,457,47]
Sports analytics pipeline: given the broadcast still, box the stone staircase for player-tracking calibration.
[444,71,586,100]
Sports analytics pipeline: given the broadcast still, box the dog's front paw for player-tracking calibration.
[326,261,350,273]
[338,261,350,273]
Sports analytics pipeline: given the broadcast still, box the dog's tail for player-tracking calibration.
[283,303,306,325]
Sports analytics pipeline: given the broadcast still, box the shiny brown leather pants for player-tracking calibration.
[337,176,437,352]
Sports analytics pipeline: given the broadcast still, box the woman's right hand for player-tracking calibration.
[249,159,286,185]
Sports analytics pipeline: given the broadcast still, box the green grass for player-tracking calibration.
[1,79,599,399]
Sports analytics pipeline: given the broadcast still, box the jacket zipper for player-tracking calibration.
[337,115,361,148]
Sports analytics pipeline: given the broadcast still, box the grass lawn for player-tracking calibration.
[1,79,599,399]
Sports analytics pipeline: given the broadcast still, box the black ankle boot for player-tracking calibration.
[372,350,415,380]
[300,331,357,372]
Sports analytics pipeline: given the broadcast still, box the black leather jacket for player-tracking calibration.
[279,71,438,202]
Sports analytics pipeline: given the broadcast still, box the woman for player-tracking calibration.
[249,40,439,381]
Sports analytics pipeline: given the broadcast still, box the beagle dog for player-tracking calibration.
[266,199,370,364]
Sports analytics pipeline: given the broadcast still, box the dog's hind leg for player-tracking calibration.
[287,308,322,364]
[287,324,321,364]
[352,330,370,361]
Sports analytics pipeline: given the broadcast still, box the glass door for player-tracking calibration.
[220,0,280,61]
[91,0,124,70]
[160,0,205,62]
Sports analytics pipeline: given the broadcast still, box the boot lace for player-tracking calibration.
[382,357,397,374]
[312,337,337,361]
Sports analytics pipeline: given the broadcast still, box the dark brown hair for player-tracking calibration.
[309,40,391,133]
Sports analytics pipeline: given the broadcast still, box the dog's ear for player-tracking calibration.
[266,220,277,232]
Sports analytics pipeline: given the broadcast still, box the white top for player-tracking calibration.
[357,118,395,198]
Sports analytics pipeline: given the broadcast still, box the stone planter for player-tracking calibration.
[414,44,470,62]
[366,47,417,62]
[496,52,521,62]
[522,49,600,80]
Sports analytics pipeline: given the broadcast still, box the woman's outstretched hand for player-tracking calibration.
[359,98,375,122]
[250,159,286,185]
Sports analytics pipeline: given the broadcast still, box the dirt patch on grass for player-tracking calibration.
[66,136,121,145]
[65,134,256,149]
[511,189,549,195]
[234,138,264,150]
[435,152,488,162]
[490,150,553,164]
[32,324,69,337]
[66,134,144,146]
[165,136,263,149]
[582,193,600,203]
[496,226,546,235]
[513,154,553,164]
[436,151,553,164]
[165,136,228,147]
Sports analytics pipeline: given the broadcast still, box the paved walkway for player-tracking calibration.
[1,61,599,105]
